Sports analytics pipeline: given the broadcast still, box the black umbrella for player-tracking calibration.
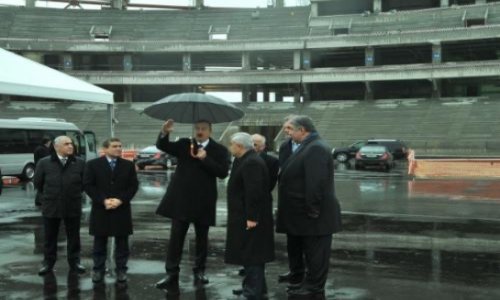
[142,93,244,124]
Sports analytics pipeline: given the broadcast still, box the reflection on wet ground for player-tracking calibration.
[0,169,500,299]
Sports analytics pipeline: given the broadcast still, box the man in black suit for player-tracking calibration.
[33,136,86,276]
[226,132,274,300]
[34,137,52,206]
[34,138,52,166]
[83,138,139,283]
[277,126,307,287]
[277,115,342,298]
[155,119,230,292]
[251,134,279,192]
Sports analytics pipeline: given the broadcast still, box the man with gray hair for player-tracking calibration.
[276,116,342,298]
[34,136,86,276]
[225,132,275,300]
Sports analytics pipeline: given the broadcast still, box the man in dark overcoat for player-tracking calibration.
[33,135,86,276]
[34,137,52,206]
[225,132,275,300]
[276,115,342,298]
[83,137,139,283]
[155,119,230,291]
[251,134,279,192]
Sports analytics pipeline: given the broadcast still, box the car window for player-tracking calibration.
[360,146,387,152]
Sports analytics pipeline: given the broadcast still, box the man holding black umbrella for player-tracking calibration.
[155,119,230,293]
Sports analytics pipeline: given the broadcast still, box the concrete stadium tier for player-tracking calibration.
[2,98,500,155]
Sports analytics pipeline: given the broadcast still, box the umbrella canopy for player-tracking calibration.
[143,93,244,124]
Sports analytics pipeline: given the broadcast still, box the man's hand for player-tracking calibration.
[104,198,113,210]
[246,220,258,230]
[104,198,123,210]
[195,148,207,160]
[161,119,175,135]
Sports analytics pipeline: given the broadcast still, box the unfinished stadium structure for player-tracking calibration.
[1,0,500,155]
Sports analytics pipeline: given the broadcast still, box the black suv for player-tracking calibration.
[332,139,408,162]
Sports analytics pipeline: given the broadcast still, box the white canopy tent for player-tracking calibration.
[0,48,115,136]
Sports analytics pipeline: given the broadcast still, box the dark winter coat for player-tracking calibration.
[155,134,230,226]
[259,152,279,192]
[276,134,342,236]
[33,153,85,218]
[225,150,275,266]
[83,156,139,236]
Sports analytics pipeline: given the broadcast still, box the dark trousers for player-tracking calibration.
[242,264,267,300]
[286,233,306,275]
[299,234,332,290]
[43,216,81,267]
[93,236,130,272]
[165,218,209,274]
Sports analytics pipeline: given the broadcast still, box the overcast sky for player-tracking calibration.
[0,0,310,9]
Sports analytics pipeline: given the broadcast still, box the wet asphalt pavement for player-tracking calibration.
[1,162,500,300]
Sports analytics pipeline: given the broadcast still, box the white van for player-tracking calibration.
[0,117,97,180]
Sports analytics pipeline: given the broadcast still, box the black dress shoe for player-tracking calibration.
[69,263,86,274]
[193,272,209,285]
[38,264,53,276]
[116,271,127,282]
[155,274,179,290]
[287,287,324,298]
[238,268,246,276]
[233,288,243,296]
[278,271,304,284]
[92,271,105,283]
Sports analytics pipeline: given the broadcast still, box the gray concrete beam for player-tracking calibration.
[26,0,36,8]
[69,70,302,85]
[302,61,500,83]
[373,0,382,13]
[67,61,500,85]
[2,25,500,53]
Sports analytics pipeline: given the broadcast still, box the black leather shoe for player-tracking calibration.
[38,264,53,276]
[287,287,325,298]
[193,272,209,285]
[238,268,246,277]
[69,263,86,274]
[233,288,243,296]
[116,271,127,282]
[155,274,179,290]
[278,271,304,284]
[92,271,105,283]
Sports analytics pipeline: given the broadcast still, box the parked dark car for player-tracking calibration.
[333,139,408,162]
[354,145,394,171]
[134,145,177,170]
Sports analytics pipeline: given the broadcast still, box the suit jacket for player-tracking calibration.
[34,145,51,167]
[34,153,85,218]
[276,133,342,236]
[259,152,279,192]
[83,156,139,236]
[155,134,230,226]
[278,139,293,167]
[225,150,275,266]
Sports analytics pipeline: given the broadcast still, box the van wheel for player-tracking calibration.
[21,163,35,181]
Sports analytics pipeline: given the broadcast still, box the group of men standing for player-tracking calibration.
[34,136,138,284]
[153,115,342,299]
[33,114,341,299]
